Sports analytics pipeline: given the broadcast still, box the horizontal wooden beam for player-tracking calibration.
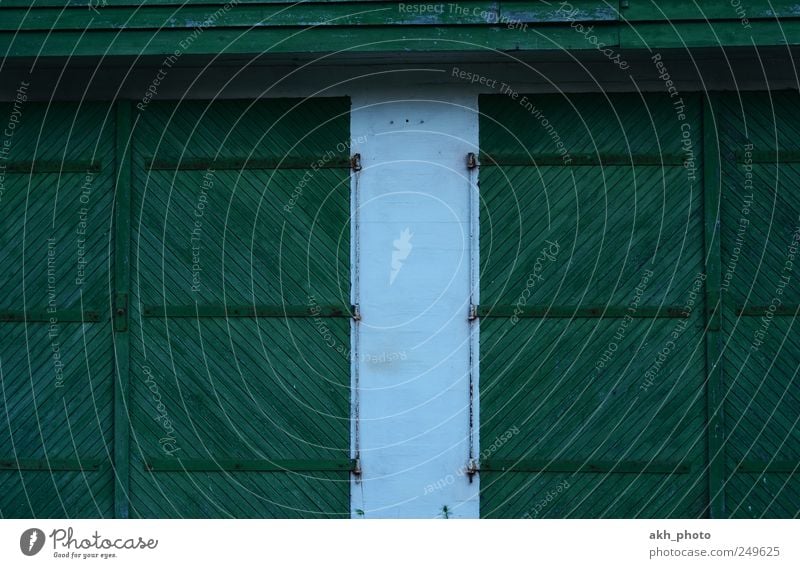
[2,3,799,57]
[142,304,353,318]
[622,0,800,22]
[7,0,800,28]
[735,150,800,164]
[0,458,103,471]
[477,305,689,319]
[144,458,356,472]
[738,461,800,474]
[0,161,102,174]
[479,152,688,167]
[0,309,102,323]
[147,156,350,171]
[481,459,692,474]
[620,20,800,49]
[0,26,619,58]
[736,305,800,317]
[0,2,618,31]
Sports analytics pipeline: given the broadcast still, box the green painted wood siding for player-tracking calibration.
[0,102,117,517]
[1,1,800,57]
[0,97,353,518]
[478,91,800,518]
[717,92,800,518]
[128,98,352,518]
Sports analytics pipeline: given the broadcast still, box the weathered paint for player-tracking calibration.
[126,98,353,518]
[2,0,800,57]
[479,92,709,518]
[5,52,800,105]
[350,89,479,518]
[0,50,797,522]
[703,95,726,518]
[717,91,800,518]
[0,102,117,517]
[478,90,800,518]
[112,100,132,518]
[0,98,354,518]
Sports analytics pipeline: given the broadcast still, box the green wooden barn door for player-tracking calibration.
[0,102,116,517]
[126,98,353,518]
[717,92,800,518]
[0,97,352,518]
[478,93,709,518]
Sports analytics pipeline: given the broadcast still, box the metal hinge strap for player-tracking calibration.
[114,292,128,332]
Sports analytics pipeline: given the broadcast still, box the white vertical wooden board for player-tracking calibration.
[350,90,479,518]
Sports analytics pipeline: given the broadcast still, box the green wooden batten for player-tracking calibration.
[737,305,800,316]
[141,304,353,318]
[702,95,726,519]
[113,101,133,519]
[737,462,800,473]
[476,305,690,318]
[0,309,101,322]
[146,157,351,171]
[144,458,357,472]
[0,459,104,471]
[479,152,689,167]
[480,460,693,474]
[0,161,102,173]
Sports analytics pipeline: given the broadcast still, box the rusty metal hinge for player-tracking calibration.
[466,152,478,170]
[352,458,362,476]
[468,304,478,321]
[350,153,362,172]
[466,459,478,482]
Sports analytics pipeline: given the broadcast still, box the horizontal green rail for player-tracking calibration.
[736,305,800,317]
[144,458,356,472]
[477,305,689,319]
[0,309,102,323]
[736,150,800,164]
[481,459,692,474]
[478,152,688,167]
[142,304,353,318]
[0,458,103,471]
[146,156,350,171]
[0,161,102,174]
[736,461,800,474]
[737,461,800,473]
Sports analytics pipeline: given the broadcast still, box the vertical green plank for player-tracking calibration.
[703,95,725,518]
[113,101,132,518]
